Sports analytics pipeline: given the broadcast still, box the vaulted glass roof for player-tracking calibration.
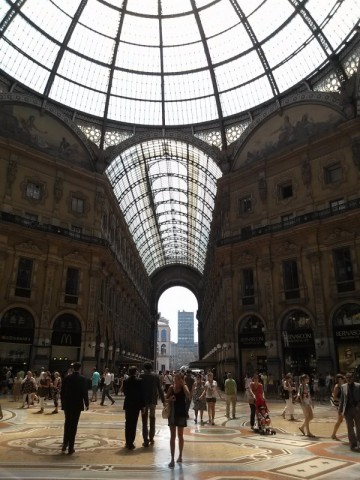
[106,139,222,275]
[0,0,358,129]
[0,0,359,276]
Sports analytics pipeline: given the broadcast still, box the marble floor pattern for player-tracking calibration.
[0,394,359,480]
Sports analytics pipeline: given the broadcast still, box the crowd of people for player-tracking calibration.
[1,365,360,463]
[244,369,360,450]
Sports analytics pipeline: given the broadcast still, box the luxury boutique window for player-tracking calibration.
[282,259,300,299]
[333,247,354,293]
[242,268,255,305]
[64,267,79,304]
[15,257,33,298]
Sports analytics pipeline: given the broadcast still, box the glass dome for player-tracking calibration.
[0,0,359,276]
[0,0,359,128]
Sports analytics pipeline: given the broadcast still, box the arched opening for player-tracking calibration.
[50,313,82,375]
[238,314,266,380]
[281,309,316,376]
[157,286,198,372]
[0,308,35,372]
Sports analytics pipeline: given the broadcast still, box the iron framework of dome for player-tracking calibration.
[0,0,359,275]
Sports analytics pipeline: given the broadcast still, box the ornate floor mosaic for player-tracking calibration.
[0,395,359,480]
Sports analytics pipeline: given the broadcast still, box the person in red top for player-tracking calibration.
[249,373,265,406]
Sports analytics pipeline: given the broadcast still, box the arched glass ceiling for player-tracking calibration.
[106,139,222,275]
[0,0,359,128]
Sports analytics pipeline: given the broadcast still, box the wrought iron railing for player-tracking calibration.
[218,197,360,246]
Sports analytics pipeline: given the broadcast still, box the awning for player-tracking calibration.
[189,359,216,370]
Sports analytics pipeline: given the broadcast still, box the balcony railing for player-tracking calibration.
[0,210,108,247]
[218,197,360,246]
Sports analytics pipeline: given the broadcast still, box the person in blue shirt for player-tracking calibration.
[91,367,100,402]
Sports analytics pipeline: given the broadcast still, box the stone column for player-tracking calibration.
[260,258,281,381]
[306,251,333,373]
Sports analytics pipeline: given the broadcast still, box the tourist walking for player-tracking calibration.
[338,371,360,451]
[51,371,62,414]
[249,373,265,404]
[91,367,100,402]
[200,371,223,425]
[35,371,51,414]
[140,361,165,447]
[224,372,237,419]
[163,370,173,393]
[100,368,115,406]
[281,373,296,421]
[60,362,89,454]
[13,373,23,402]
[191,373,206,424]
[244,373,255,429]
[298,374,315,437]
[165,372,191,468]
[331,373,345,440]
[184,369,195,418]
[122,366,145,450]
[20,371,37,408]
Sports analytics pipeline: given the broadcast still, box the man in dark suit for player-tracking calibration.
[60,362,89,454]
[140,361,165,446]
[339,371,360,451]
[122,365,144,450]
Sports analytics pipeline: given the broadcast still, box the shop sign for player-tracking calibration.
[282,329,313,347]
[239,332,265,348]
[52,331,81,346]
[0,327,34,344]
[333,325,360,343]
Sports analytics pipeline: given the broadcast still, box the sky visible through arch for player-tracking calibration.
[158,286,198,343]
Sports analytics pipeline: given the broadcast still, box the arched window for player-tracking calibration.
[161,329,167,342]
[161,344,166,355]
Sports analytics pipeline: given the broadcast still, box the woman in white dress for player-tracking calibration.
[200,372,223,425]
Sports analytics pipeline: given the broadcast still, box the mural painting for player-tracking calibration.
[235,104,345,169]
[0,103,92,168]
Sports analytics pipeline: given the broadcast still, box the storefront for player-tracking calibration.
[281,309,316,375]
[333,303,360,375]
[0,308,34,372]
[238,315,266,381]
[49,313,82,374]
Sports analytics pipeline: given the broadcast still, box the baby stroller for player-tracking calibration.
[254,399,276,435]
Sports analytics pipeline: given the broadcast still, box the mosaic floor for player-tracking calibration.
[0,393,359,480]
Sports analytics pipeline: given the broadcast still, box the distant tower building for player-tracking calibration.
[178,310,194,347]
[177,310,197,368]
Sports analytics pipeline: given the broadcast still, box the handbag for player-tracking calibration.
[162,402,171,419]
